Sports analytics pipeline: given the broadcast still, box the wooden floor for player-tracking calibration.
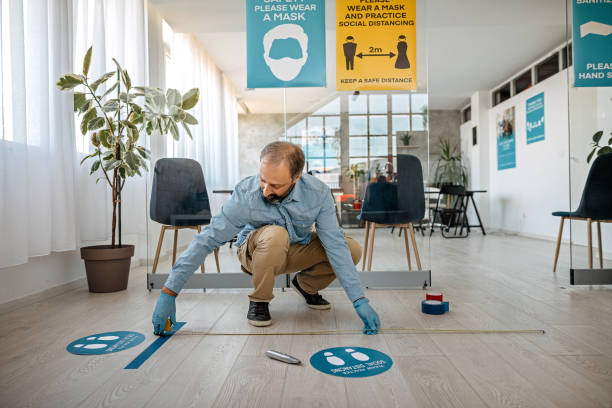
[1,231,611,408]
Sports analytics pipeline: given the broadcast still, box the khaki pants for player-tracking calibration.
[237,225,361,303]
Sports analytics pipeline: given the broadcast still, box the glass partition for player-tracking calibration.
[144,0,432,291]
[567,0,612,282]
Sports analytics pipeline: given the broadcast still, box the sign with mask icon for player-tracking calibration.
[247,0,326,88]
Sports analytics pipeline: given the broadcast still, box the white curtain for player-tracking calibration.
[0,0,149,268]
[0,0,239,269]
[0,0,77,268]
[164,31,240,191]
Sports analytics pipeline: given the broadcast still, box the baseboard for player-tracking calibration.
[0,277,87,314]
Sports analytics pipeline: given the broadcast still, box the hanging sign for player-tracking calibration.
[497,106,516,170]
[67,331,145,355]
[572,0,612,87]
[336,0,416,91]
[526,93,545,144]
[310,347,393,377]
[246,0,326,88]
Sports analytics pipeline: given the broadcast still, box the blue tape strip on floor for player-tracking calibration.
[124,322,186,369]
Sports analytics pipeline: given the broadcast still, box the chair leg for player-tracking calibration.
[597,221,603,269]
[553,217,565,272]
[408,222,422,270]
[152,225,166,274]
[172,227,178,266]
[402,225,412,270]
[587,219,593,269]
[362,221,370,272]
[213,248,221,273]
[367,222,376,272]
[197,226,205,273]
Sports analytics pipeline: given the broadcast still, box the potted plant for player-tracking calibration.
[57,47,200,292]
[433,138,468,187]
[587,130,612,163]
[345,163,365,209]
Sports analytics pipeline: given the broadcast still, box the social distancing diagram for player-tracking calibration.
[310,347,393,377]
[66,331,145,355]
[336,0,416,91]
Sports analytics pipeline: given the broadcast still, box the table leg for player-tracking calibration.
[470,194,486,235]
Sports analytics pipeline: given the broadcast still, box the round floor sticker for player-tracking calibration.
[310,347,393,377]
[67,331,145,355]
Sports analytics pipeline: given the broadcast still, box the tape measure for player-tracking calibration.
[422,292,450,315]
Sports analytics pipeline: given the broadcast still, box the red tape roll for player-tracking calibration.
[426,292,443,301]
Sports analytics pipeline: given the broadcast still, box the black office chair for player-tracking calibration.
[430,185,469,238]
[360,154,425,271]
[150,158,220,274]
[552,153,612,271]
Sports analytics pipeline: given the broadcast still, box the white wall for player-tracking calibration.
[461,68,612,257]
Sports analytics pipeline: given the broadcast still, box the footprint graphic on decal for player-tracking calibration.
[324,351,345,366]
[77,335,120,349]
[346,348,369,361]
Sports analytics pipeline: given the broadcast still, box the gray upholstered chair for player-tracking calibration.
[150,158,220,274]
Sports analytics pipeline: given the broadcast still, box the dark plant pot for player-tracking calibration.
[80,245,135,293]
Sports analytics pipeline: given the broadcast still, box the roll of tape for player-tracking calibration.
[421,300,446,315]
[426,292,443,301]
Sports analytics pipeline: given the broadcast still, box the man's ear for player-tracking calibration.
[293,174,301,183]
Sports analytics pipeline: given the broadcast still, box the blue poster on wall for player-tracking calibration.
[572,0,612,87]
[246,0,326,88]
[526,93,545,144]
[497,106,516,170]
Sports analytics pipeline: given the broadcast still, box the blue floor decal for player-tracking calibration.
[124,322,186,369]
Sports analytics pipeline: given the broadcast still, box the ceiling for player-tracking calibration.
[150,0,568,113]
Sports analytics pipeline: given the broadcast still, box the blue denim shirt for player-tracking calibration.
[165,174,366,302]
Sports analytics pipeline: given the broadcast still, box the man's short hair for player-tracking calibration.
[260,141,305,179]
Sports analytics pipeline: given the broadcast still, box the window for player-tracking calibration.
[462,106,471,123]
[562,42,572,69]
[492,83,511,106]
[535,53,559,84]
[287,99,341,175]
[514,69,532,94]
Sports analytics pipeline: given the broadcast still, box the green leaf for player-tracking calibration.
[90,160,101,175]
[597,146,612,156]
[169,120,180,140]
[181,88,199,110]
[82,46,93,77]
[587,148,596,163]
[80,107,97,135]
[593,130,603,143]
[136,146,149,159]
[88,117,105,131]
[73,92,87,113]
[167,89,181,107]
[80,152,95,166]
[56,74,84,90]
[79,99,93,114]
[103,99,120,112]
[103,160,122,171]
[608,136,612,146]
[125,151,139,170]
[99,130,112,148]
[90,72,115,92]
[121,69,131,90]
[183,112,198,125]
[181,121,193,139]
[111,58,123,73]
[101,82,119,99]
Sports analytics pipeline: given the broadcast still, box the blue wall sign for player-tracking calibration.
[526,93,545,144]
[497,106,516,170]
[572,0,612,87]
[247,0,326,88]
[67,331,145,355]
[310,347,393,377]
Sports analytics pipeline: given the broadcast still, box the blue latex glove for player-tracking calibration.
[353,297,381,335]
[152,292,176,336]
